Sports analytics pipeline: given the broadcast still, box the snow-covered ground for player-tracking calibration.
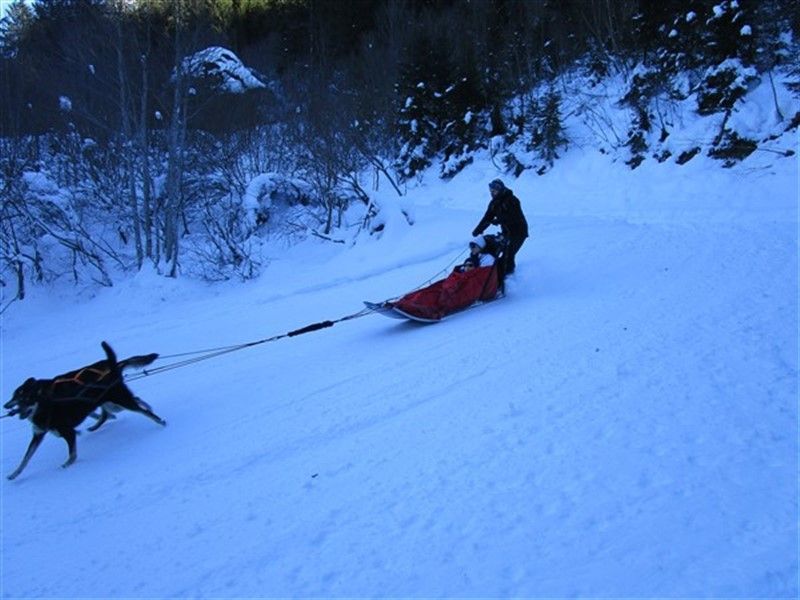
[2,95,798,595]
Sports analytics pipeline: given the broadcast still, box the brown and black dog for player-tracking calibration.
[4,341,166,480]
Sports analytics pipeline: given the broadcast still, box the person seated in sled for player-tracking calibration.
[389,236,501,321]
[455,236,496,273]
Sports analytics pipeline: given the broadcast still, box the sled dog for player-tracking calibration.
[4,341,165,480]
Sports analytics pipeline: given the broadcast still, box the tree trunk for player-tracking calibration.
[139,48,154,261]
[116,17,144,269]
[164,13,186,278]
[767,69,784,122]
[15,259,25,300]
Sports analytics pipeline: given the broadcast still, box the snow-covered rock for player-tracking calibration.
[180,46,266,94]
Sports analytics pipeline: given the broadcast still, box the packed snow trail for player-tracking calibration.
[3,182,796,597]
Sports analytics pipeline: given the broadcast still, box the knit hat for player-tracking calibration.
[488,179,505,192]
[470,235,486,250]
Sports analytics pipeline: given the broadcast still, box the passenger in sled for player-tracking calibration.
[381,235,504,322]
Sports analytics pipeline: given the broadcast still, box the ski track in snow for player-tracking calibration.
[2,149,798,597]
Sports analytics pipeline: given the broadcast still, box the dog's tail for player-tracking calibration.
[119,353,159,371]
[101,341,119,367]
[102,341,158,372]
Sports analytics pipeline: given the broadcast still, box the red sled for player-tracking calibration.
[366,265,501,323]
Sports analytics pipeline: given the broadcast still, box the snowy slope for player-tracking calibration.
[2,124,798,596]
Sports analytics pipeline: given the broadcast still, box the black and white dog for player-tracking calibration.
[4,341,166,480]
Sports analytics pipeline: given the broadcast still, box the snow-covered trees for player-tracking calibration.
[0,0,797,295]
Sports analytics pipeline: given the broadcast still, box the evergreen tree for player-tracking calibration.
[703,0,756,66]
[656,0,707,83]
[0,0,35,58]
[395,31,453,179]
[395,78,439,177]
[750,1,800,104]
[632,0,686,64]
[438,73,487,178]
[530,86,567,171]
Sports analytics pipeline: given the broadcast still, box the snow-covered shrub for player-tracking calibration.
[625,128,648,169]
[500,151,526,177]
[620,67,661,169]
[707,129,758,166]
[1,169,113,291]
[696,59,759,115]
[0,149,40,299]
[181,170,319,281]
[355,194,414,239]
[621,67,666,108]
[242,173,313,228]
[676,146,701,165]
[183,193,262,282]
[439,149,473,179]
[485,133,525,177]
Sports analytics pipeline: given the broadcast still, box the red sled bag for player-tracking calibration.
[393,265,498,321]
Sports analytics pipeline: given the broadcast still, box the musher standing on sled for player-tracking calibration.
[472,179,528,275]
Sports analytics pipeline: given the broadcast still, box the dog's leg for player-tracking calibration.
[132,397,167,426]
[86,407,114,432]
[58,428,79,468]
[7,431,46,480]
[112,394,167,426]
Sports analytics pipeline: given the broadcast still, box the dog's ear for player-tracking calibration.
[5,378,38,408]
[20,377,42,398]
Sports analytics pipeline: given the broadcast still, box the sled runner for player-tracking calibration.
[363,301,410,320]
[363,301,442,322]
[365,294,503,323]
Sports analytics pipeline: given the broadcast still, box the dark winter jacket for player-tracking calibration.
[472,188,528,239]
